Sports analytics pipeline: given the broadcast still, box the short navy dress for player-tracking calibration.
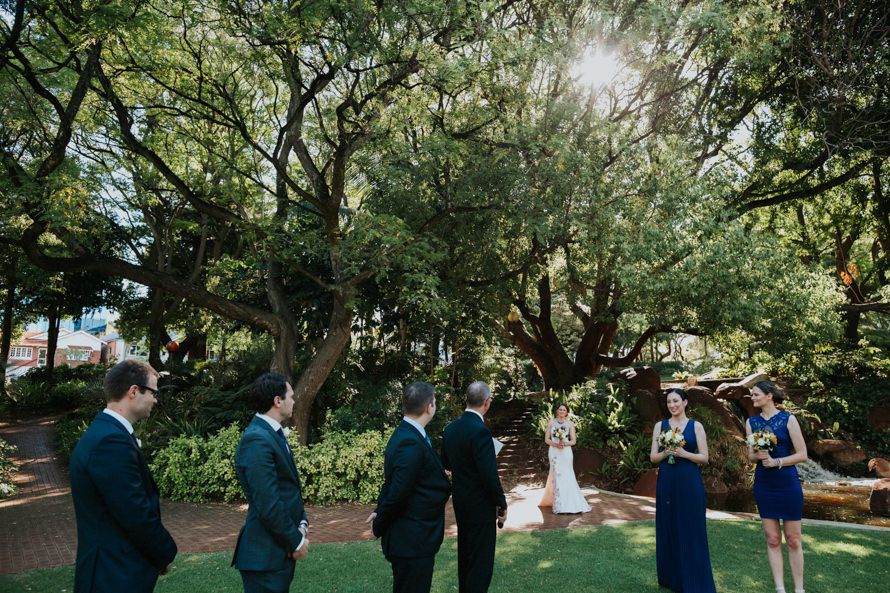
[749,412,803,521]
[655,419,716,593]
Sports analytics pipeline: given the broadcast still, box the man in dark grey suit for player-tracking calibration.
[366,382,452,593]
[441,381,508,593]
[232,373,309,593]
[70,360,177,593]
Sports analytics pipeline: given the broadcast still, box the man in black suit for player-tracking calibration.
[441,381,508,593]
[367,382,452,593]
[70,360,177,593]
[232,373,309,593]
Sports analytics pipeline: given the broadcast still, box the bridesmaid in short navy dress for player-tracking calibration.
[746,381,808,593]
[649,388,716,593]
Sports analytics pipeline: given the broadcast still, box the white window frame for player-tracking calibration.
[37,348,48,366]
[9,346,33,359]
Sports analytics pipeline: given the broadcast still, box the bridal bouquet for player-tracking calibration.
[747,429,777,452]
[551,425,569,443]
[657,428,686,464]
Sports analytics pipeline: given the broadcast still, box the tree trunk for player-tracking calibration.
[45,312,60,383]
[147,288,166,370]
[288,298,353,443]
[0,259,15,393]
[843,309,861,342]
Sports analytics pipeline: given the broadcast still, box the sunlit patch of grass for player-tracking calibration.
[1,520,888,593]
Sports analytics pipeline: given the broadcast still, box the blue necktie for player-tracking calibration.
[276,428,290,453]
[425,434,432,447]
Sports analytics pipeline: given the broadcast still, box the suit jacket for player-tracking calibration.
[373,420,452,559]
[441,411,507,524]
[70,412,177,593]
[232,416,308,572]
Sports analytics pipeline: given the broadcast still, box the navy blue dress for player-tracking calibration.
[655,419,716,593]
[749,412,803,521]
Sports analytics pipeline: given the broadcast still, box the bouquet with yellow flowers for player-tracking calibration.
[747,429,777,452]
[657,428,686,464]
[551,425,569,444]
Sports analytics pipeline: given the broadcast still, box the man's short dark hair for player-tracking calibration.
[247,373,291,413]
[403,382,435,416]
[103,360,158,403]
[465,381,491,408]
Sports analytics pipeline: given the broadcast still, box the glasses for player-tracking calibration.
[138,385,159,396]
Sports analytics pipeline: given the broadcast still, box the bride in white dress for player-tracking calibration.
[538,404,591,514]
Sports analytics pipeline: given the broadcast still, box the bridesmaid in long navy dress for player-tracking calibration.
[746,380,808,593]
[649,388,716,593]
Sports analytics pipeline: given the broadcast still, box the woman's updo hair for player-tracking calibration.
[752,380,785,403]
[666,388,688,401]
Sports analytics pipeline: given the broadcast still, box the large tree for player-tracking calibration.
[1,0,542,438]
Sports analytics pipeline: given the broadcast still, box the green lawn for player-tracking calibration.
[3,520,888,593]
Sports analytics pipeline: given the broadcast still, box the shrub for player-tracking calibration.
[150,424,244,503]
[0,437,18,498]
[531,380,639,449]
[149,425,388,505]
[688,407,749,489]
[291,429,388,505]
[55,403,104,464]
[796,342,890,455]
[2,364,107,411]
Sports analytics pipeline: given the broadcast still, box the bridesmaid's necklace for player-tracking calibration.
[556,418,566,425]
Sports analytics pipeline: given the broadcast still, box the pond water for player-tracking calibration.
[720,460,890,528]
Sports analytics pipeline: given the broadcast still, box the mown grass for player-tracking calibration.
[2,519,888,593]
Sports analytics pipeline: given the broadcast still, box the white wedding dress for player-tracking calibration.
[539,441,591,514]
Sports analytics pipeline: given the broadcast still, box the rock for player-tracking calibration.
[810,439,866,467]
[698,369,730,380]
[685,386,743,436]
[737,395,758,418]
[703,475,729,508]
[714,371,768,400]
[631,389,663,428]
[633,468,659,498]
[616,366,662,394]
[573,448,607,480]
[715,383,750,400]
[869,400,890,433]
[868,458,890,478]
[869,479,890,517]
[739,372,770,388]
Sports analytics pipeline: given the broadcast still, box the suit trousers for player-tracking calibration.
[239,563,296,593]
[388,555,435,593]
[456,520,496,593]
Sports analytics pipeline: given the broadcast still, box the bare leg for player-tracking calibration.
[783,520,804,592]
[761,518,785,591]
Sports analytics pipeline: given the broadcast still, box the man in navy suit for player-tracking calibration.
[232,373,309,593]
[366,382,452,593]
[70,360,177,593]
[441,381,508,593]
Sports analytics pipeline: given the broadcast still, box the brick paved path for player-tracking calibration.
[0,415,745,576]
